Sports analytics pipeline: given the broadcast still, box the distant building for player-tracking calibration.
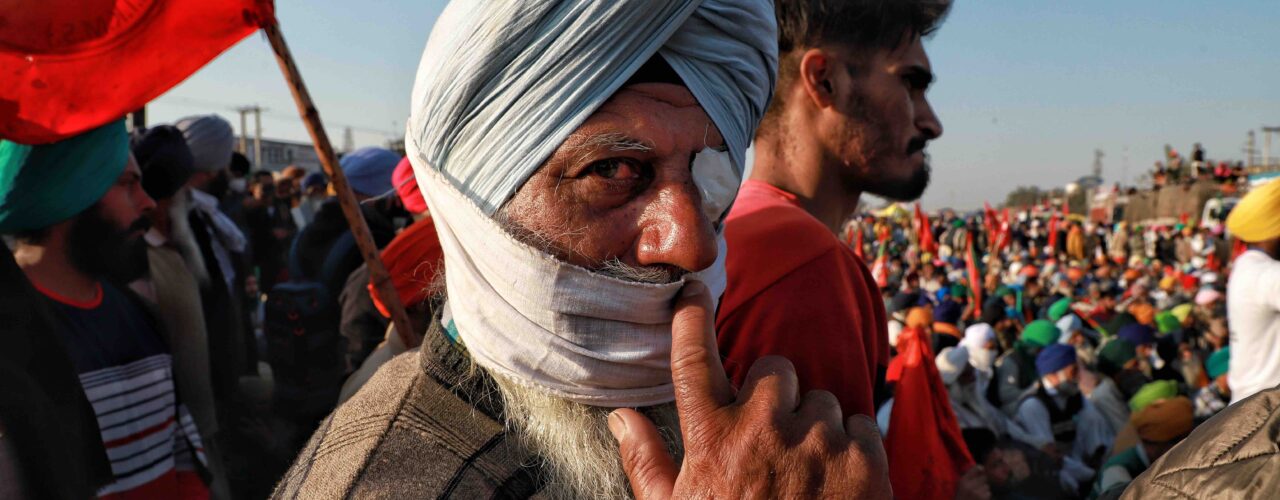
[236,136,321,173]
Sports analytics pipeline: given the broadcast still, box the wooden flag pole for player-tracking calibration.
[263,22,420,349]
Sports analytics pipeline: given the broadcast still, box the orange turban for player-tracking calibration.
[1130,302,1156,326]
[906,307,934,330]
[933,322,962,339]
[369,217,444,318]
[1131,396,1193,443]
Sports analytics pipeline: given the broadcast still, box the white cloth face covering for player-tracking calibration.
[419,166,726,408]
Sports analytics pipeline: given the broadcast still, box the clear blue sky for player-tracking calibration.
[148,0,1280,210]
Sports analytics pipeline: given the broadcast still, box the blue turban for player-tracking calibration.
[1036,344,1077,376]
[302,172,327,191]
[1118,324,1157,347]
[935,300,963,325]
[406,0,777,214]
[340,147,400,197]
[0,119,128,233]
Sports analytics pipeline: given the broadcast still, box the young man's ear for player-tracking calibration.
[799,48,837,108]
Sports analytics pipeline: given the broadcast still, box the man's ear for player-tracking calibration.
[798,48,836,109]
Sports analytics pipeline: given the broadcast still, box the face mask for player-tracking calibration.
[419,165,727,408]
[229,177,248,193]
[1056,380,1079,397]
[968,347,996,373]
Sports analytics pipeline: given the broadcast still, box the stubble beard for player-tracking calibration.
[486,369,683,500]
[837,90,932,202]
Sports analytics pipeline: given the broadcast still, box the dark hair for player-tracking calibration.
[11,225,52,244]
[761,0,952,135]
[776,0,953,55]
[230,152,252,176]
[962,428,997,463]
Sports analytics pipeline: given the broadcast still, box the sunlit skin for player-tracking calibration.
[502,83,723,276]
[752,35,942,233]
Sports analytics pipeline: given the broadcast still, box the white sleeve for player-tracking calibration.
[1098,464,1134,493]
[1262,258,1280,311]
[1013,398,1055,448]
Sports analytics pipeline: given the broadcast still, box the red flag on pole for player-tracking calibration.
[1,0,275,143]
[854,224,865,260]
[885,327,975,500]
[965,232,983,319]
[914,202,938,255]
[1047,210,1060,253]
[871,230,890,288]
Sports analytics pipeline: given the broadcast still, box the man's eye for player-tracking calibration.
[586,159,642,180]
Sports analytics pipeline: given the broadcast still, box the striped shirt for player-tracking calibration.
[39,281,207,499]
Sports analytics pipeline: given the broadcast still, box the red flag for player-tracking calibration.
[1,0,275,143]
[854,225,865,260]
[871,231,890,288]
[914,202,938,255]
[965,232,983,320]
[885,327,975,500]
[995,208,1013,251]
[1047,211,1061,253]
[1062,199,1071,217]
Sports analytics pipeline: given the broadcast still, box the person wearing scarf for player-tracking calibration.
[269,2,852,498]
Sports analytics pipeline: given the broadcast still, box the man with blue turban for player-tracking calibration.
[275,2,890,499]
[2,120,218,497]
[1012,343,1114,494]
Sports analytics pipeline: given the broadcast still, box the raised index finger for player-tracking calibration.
[670,281,735,424]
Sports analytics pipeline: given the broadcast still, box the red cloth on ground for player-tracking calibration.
[716,180,889,417]
[1,0,274,143]
[885,327,975,500]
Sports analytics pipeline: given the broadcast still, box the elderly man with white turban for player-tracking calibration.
[273,2,890,499]
[937,346,1008,437]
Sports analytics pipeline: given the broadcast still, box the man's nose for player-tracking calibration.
[917,97,943,140]
[634,181,718,273]
[135,187,156,214]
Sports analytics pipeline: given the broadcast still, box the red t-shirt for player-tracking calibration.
[716,180,889,417]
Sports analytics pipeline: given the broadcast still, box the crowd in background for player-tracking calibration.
[845,196,1241,498]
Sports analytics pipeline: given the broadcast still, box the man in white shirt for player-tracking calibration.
[1225,179,1280,403]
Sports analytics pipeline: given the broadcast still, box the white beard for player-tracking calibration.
[487,368,683,499]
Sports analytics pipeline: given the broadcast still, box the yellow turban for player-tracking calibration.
[1227,179,1280,243]
[1131,396,1193,443]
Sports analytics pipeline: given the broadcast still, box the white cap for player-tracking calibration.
[935,346,970,385]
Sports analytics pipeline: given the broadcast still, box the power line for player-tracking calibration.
[152,95,401,137]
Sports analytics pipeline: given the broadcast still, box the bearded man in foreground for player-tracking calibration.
[273,2,891,499]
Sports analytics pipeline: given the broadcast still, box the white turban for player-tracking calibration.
[175,114,235,173]
[961,323,997,373]
[406,0,777,407]
[406,0,775,213]
[936,346,970,385]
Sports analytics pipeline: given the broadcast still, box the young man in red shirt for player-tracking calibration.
[717,0,949,417]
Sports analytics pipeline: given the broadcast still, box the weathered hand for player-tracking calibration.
[609,281,891,499]
[954,466,991,500]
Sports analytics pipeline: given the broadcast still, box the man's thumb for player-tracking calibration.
[609,409,677,500]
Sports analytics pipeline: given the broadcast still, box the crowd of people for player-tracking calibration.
[1149,143,1254,192]
[4,1,1280,499]
[843,201,1249,497]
